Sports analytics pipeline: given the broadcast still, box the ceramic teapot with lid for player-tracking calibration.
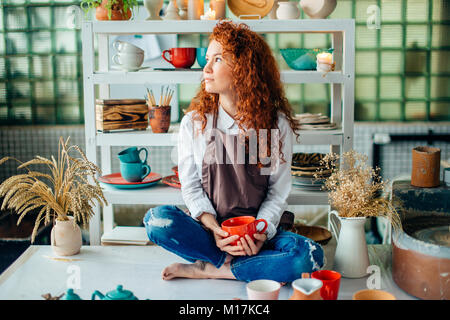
[91,285,139,300]
[61,288,83,300]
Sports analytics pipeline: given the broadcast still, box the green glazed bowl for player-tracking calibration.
[280,48,334,70]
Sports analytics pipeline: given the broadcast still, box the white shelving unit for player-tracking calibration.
[82,19,355,245]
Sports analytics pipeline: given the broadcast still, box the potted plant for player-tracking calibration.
[80,0,139,20]
[315,150,402,278]
[0,137,107,256]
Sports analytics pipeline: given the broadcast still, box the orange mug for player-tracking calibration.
[221,216,268,246]
[162,48,196,69]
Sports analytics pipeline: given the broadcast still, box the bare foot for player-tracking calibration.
[161,260,235,280]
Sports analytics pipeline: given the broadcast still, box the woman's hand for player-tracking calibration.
[238,233,267,256]
[210,226,246,256]
[198,212,246,256]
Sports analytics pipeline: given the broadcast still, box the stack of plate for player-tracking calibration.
[291,152,330,191]
[295,113,337,130]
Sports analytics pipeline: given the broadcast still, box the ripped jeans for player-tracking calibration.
[143,205,325,283]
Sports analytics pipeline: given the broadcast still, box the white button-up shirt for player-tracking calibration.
[177,104,293,240]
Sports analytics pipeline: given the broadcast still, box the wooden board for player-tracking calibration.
[96,103,148,132]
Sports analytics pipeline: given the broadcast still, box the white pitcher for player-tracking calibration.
[329,210,370,278]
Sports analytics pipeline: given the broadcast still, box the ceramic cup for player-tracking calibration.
[196,47,207,68]
[246,279,281,300]
[352,289,396,300]
[120,162,151,182]
[112,52,144,70]
[221,216,268,246]
[311,270,341,300]
[113,40,144,55]
[162,48,196,68]
[118,147,148,164]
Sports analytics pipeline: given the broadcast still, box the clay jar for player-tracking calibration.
[149,105,171,133]
[96,0,132,20]
[51,216,82,256]
[411,146,441,187]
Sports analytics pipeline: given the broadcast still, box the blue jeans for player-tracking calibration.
[143,205,325,283]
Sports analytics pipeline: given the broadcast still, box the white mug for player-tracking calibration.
[113,40,144,55]
[246,279,281,300]
[112,52,144,70]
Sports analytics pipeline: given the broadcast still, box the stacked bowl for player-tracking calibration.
[291,153,330,191]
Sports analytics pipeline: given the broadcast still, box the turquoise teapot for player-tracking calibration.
[91,285,138,300]
[61,288,82,300]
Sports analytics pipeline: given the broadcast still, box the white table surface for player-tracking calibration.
[0,241,417,300]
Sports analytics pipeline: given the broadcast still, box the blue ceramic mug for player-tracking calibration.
[196,47,207,68]
[120,162,151,182]
[118,147,148,164]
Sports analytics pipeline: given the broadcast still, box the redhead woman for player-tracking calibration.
[144,21,324,282]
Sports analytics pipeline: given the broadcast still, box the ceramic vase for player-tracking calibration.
[149,105,171,133]
[276,1,300,20]
[164,0,181,20]
[95,0,132,20]
[51,216,82,256]
[144,0,164,20]
[411,146,441,187]
[299,0,337,19]
[329,211,370,278]
[177,0,189,19]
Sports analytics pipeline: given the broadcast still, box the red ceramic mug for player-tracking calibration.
[221,216,268,246]
[162,48,196,69]
[311,270,341,300]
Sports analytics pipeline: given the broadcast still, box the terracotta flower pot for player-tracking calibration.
[96,0,132,21]
[411,146,441,188]
[51,216,82,256]
[149,105,171,133]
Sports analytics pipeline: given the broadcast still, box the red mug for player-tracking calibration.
[311,270,341,300]
[162,48,196,69]
[221,216,268,246]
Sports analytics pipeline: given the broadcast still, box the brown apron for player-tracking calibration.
[200,110,294,229]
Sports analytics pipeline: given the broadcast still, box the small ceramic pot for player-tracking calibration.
[51,216,82,256]
[353,289,396,300]
[276,1,300,20]
[300,0,337,19]
[411,146,441,188]
[144,0,164,20]
[95,0,132,20]
[164,0,181,20]
[149,105,171,133]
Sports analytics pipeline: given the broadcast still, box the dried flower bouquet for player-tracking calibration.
[0,137,107,242]
[315,150,401,229]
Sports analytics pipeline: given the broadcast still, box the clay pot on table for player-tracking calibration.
[149,105,171,133]
[411,146,441,187]
[51,216,82,256]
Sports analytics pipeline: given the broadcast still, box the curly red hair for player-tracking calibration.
[186,20,300,166]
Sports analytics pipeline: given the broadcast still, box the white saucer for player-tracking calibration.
[110,66,150,72]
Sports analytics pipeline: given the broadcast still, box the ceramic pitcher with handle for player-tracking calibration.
[329,210,370,278]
